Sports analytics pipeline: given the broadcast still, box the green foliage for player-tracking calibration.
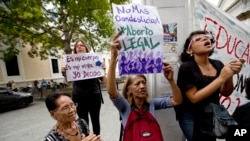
[0,0,129,60]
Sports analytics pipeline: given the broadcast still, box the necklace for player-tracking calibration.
[56,122,79,136]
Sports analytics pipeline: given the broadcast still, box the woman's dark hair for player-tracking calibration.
[180,30,215,62]
[245,77,250,99]
[45,92,72,112]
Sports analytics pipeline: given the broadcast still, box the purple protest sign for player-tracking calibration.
[112,3,164,75]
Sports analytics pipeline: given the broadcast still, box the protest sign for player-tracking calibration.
[194,0,250,114]
[65,53,105,81]
[112,3,163,75]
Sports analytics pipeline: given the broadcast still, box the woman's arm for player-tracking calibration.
[220,77,234,97]
[186,59,244,103]
[106,32,122,99]
[162,62,182,106]
[185,77,227,104]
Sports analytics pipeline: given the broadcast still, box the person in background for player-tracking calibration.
[44,92,102,141]
[174,30,245,141]
[61,39,106,135]
[32,80,39,96]
[11,80,18,92]
[106,31,182,141]
[41,79,48,95]
[225,77,250,141]
[226,77,250,141]
[47,81,51,89]
[51,80,57,92]
[7,81,12,90]
[233,77,250,125]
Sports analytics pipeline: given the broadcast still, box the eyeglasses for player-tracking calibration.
[57,103,78,113]
[76,44,86,48]
[187,34,213,49]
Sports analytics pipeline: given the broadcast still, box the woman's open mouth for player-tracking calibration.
[204,41,211,47]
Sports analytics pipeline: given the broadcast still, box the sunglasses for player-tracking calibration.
[187,34,213,49]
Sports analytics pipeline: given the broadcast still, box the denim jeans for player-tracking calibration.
[178,112,194,141]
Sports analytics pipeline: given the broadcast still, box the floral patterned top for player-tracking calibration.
[44,118,89,141]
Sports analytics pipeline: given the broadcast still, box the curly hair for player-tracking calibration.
[180,30,215,62]
[122,75,150,105]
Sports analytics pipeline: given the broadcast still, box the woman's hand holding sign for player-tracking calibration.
[110,31,122,59]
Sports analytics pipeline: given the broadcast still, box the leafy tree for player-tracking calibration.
[0,0,130,61]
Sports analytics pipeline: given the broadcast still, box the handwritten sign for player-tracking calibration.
[195,0,250,114]
[64,53,104,81]
[112,3,164,75]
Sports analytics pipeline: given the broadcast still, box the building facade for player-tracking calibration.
[0,43,65,88]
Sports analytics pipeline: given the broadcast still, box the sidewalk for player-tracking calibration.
[0,87,225,141]
[32,82,226,141]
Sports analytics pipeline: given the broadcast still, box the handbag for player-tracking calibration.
[200,103,238,138]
